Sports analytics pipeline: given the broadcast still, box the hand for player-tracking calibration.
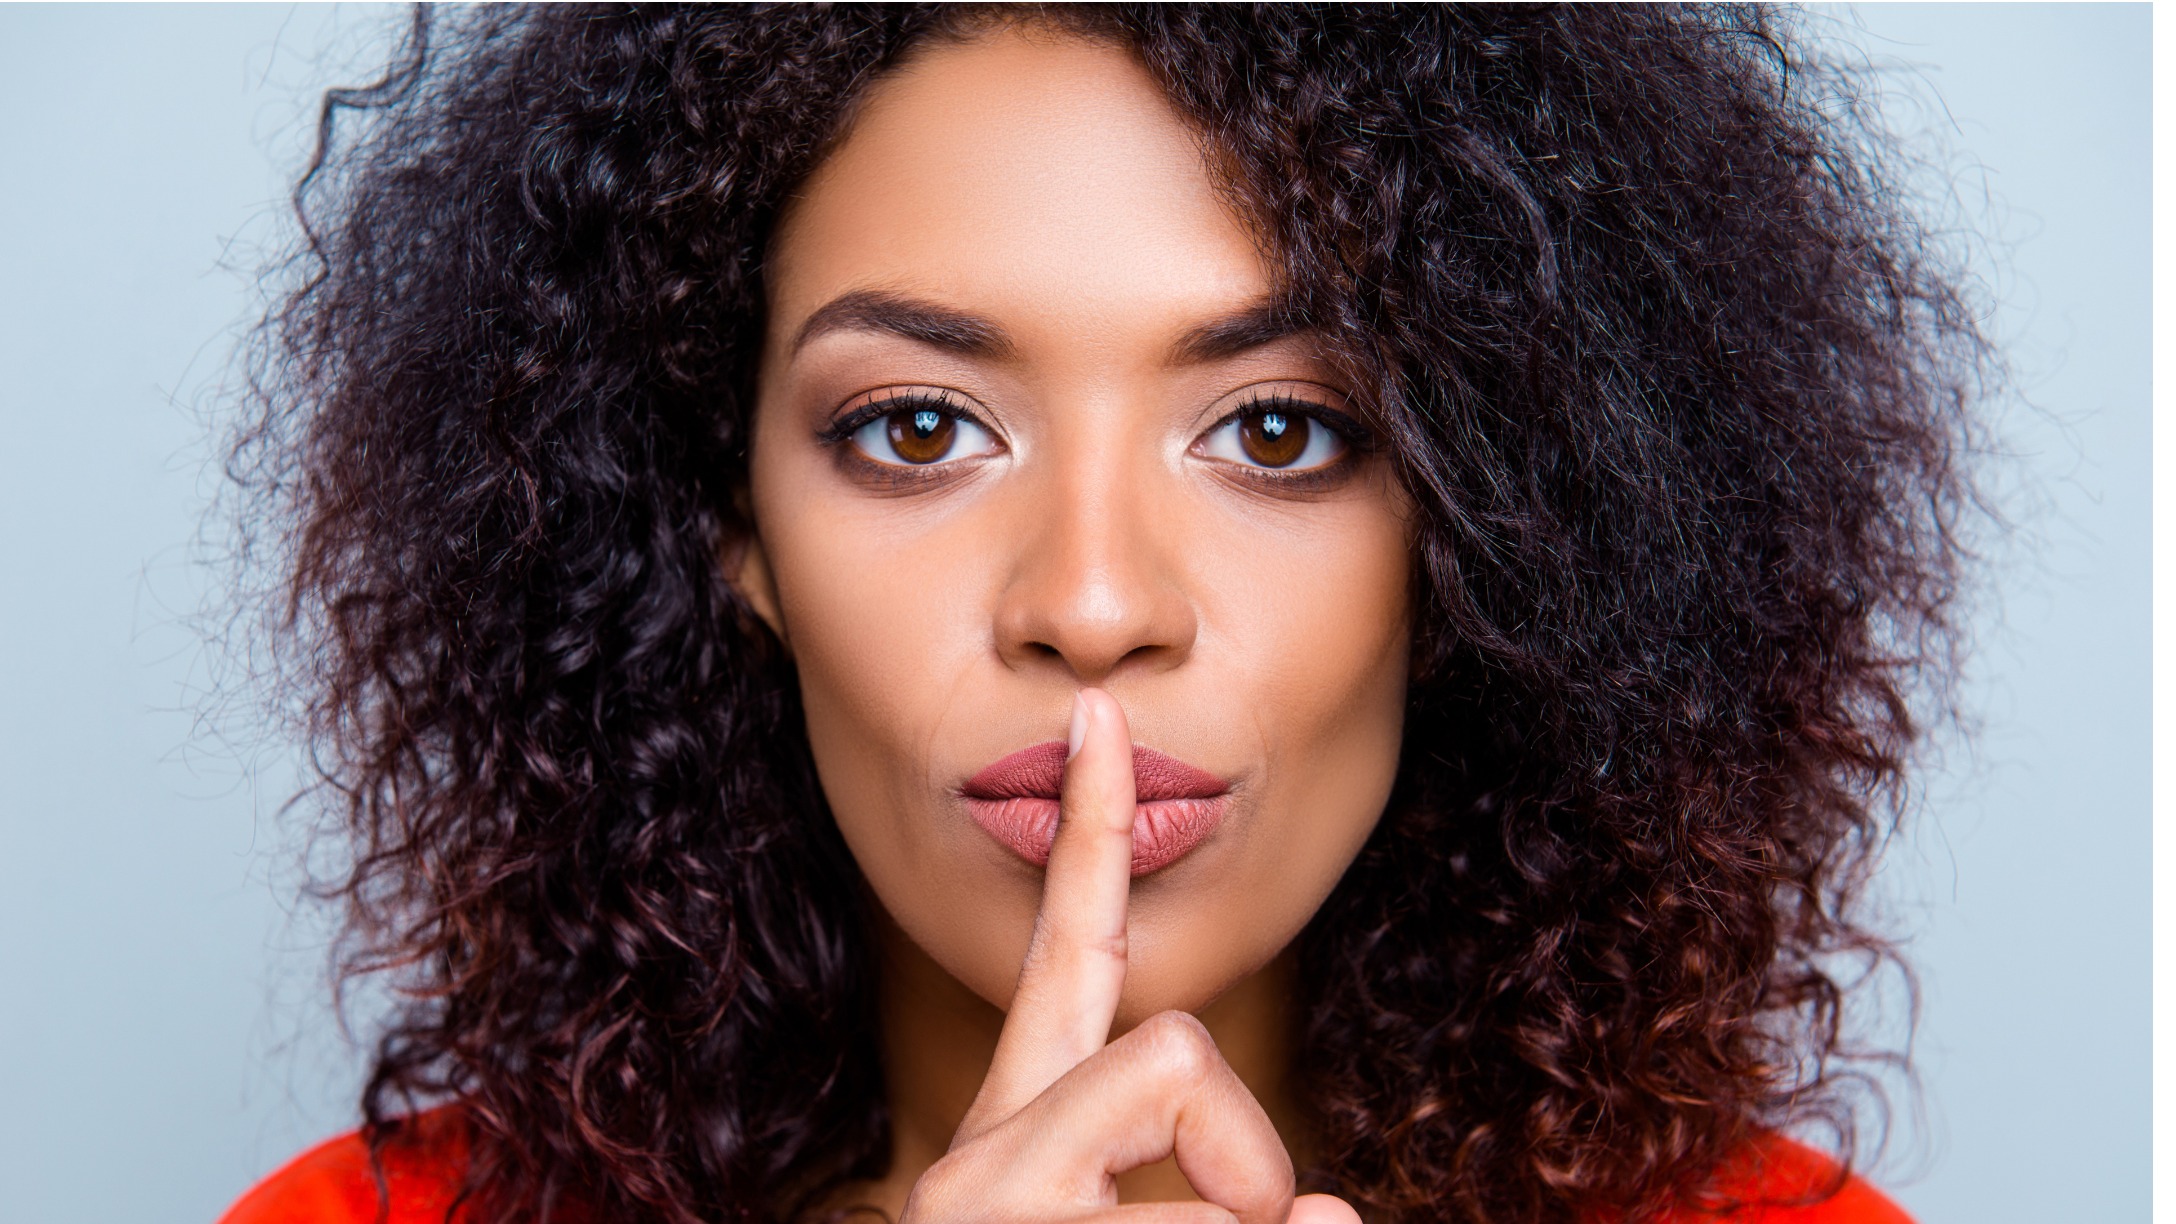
[900,688,1361,1224]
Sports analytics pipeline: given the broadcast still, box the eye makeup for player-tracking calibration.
[812,386,1004,493]
[815,386,988,449]
[1187,386,1380,497]
[1194,389,1375,466]
[811,381,1379,496]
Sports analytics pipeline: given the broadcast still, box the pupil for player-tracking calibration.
[887,405,956,464]
[1239,408,1309,468]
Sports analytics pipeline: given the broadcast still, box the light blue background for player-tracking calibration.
[0,5,2146,1221]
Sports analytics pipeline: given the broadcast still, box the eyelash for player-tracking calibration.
[815,389,974,448]
[1202,391,1376,490]
[815,388,1375,490]
[815,389,985,491]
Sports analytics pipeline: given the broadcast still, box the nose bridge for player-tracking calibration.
[993,427,1196,684]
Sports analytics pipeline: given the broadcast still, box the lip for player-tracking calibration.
[960,740,1231,875]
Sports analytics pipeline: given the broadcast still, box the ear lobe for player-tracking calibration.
[724,528,790,655]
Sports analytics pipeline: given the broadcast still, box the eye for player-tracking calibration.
[834,390,1002,467]
[1195,397,1351,472]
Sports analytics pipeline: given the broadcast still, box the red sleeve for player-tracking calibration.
[215,1109,470,1224]
[1665,1133,1914,1223]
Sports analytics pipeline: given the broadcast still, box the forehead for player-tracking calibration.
[763,28,1272,355]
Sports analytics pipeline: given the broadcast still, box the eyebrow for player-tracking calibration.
[1165,297,1313,364]
[788,288,1315,365]
[790,290,1014,360]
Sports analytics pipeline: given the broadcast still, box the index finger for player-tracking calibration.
[954,686,1136,1142]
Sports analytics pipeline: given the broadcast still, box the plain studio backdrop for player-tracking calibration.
[0,5,2146,1222]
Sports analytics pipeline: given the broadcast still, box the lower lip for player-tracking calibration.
[963,795,1229,876]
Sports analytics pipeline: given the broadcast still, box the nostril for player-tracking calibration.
[991,535,1200,682]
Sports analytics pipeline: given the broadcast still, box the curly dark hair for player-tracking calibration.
[228,3,1987,1222]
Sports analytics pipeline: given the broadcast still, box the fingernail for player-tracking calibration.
[1067,691,1089,760]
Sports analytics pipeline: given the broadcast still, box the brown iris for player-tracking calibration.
[1238,409,1309,467]
[886,407,956,464]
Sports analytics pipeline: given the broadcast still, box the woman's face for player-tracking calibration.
[738,28,1413,1025]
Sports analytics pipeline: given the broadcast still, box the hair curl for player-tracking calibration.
[229,4,1987,1222]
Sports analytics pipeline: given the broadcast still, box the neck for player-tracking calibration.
[846,904,1310,1216]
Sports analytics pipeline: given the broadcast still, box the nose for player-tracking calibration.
[991,456,1198,686]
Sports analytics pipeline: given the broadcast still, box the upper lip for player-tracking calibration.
[961,740,1229,802]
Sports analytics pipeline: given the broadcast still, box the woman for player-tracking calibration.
[217,4,1981,1222]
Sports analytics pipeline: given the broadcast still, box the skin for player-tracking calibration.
[731,26,1411,1218]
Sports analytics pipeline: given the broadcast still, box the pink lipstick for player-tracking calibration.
[960,740,1229,875]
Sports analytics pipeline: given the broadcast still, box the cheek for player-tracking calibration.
[1236,549,1409,900]
[760,496,986,831]
[751,469,1048,1010]
[747,444,1037,993]
[1119,484,1413,1014]
[1198,473,1414,789]
[1219,523,1409,732]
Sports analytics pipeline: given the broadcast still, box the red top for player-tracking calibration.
[217,1109,1913,1223]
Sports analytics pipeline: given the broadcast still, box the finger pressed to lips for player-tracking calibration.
[930,687,1354,1224]
[956,686,1137,1140]
[959,736,1233,875]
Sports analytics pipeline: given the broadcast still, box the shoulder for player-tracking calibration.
[215,1107,471,1224]
[1659,1133,1913,1224]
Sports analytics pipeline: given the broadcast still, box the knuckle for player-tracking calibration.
[1023,919,1126,974]
[899,1154,974,1221]
[1079,928,1128,966]
[1134,1008,1219,1082]
[905,1142,1060,1224]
